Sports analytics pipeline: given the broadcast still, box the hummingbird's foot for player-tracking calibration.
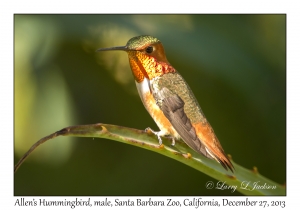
[171,138,175,146]
[157,135,163,145]
[145,127,163,145]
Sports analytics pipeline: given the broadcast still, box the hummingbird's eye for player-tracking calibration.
[145,46,153,54]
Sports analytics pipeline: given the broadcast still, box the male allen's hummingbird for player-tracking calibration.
[97,35,234,172]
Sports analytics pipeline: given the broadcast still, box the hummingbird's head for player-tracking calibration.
[97,35,175,83]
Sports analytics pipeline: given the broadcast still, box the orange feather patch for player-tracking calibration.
[192,122,234,171]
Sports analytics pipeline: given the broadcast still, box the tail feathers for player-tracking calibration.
[192,122,234,173]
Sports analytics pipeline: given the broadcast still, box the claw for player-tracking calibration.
[157,135,162,145]
[145,127,152,132]
[145,127,163,145]
[171,138,175,146]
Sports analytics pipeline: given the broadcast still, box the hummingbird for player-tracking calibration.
[97,35,234,172]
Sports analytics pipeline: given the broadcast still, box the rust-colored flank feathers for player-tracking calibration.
[97,35,234,172]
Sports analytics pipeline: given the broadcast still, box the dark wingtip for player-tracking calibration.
[218,157,235,173]
[226,161,235,173]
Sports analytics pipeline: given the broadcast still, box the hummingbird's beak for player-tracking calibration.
[96,46,128,52]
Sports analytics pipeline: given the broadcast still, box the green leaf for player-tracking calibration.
[14,123,285,196]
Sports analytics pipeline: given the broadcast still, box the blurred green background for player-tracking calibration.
[14,14,286,196]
